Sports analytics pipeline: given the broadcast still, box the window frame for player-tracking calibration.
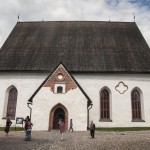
[54,84,65,94]
[131,88,144,122]
[99,88,112,122]
[6,87,18,119]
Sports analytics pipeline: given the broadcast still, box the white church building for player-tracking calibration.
[0,21,150,131]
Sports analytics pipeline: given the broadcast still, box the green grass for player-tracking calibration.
[96,127,150,132]
[0,127,24,131]
[1,127,150,132]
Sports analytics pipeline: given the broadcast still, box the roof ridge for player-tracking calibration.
[17,20,136,24]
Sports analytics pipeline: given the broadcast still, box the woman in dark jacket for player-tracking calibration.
[4,119,12,136]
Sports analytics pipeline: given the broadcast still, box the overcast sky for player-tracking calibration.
[0,0,150,48]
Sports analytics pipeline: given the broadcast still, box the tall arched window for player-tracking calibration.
[6,88,18,118]
[131,89,142,120]
[100,89,110,120]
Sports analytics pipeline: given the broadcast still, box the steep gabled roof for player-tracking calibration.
[28,62,92,107]
[0,21,150,72]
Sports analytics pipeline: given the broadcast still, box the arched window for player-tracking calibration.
[6,88,18,118]
[57,86,63,93]
[131,89,141,120]
[100,89,110,120]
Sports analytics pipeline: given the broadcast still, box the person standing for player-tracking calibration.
[69,119,73,132]
[24,118,29,141]
[24,118,33,141]
[58,118,61,130]
[59,120,65,141]
[4,119,12,136]
[90,120,95,139]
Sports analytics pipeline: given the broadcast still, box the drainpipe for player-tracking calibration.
[87,103,93,130]
[27,102,32,121]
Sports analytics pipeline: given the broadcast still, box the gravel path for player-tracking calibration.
[0,130,150,150]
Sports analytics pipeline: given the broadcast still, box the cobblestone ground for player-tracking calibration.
[0,130,150,150]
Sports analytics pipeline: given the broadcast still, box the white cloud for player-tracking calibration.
[0,0,149,47]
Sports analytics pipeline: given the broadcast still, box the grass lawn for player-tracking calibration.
[96,127,150,132]
[0,127,24,131]
[1,127,150,132]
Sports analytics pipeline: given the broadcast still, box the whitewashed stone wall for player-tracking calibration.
[0,73,150,130]
[0,73,48,127]
[32,87,87,131]
[74,73,150,127]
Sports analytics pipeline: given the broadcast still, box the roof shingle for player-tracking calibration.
[0,21,150,72]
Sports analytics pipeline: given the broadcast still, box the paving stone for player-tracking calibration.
[0,130,150,150]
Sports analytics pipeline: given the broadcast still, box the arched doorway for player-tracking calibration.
[49,103,68,130]
[53,108,65,129]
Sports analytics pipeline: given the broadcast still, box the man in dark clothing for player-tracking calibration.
[90,120,95,139]
[69,119,73,132]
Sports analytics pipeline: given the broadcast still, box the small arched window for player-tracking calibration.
[57,86,63,93]
[100,89,110,120]
[6,88,18,118]
[131,89,141,120]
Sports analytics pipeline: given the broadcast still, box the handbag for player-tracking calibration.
[27,127,32,131]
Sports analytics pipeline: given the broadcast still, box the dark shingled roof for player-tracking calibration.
[0,21,150,73]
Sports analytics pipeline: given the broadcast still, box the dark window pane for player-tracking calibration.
[57,86,63,93]
[131,89,141,120]
[100,89,110,119]
[6,88,18,118]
